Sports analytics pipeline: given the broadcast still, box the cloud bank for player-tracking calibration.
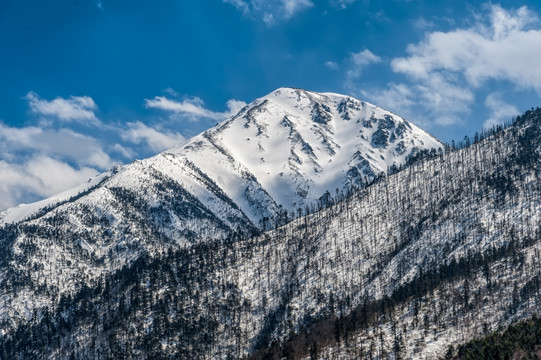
[355,4,536,127]
[391,5,541,91]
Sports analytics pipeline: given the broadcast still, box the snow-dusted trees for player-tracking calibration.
[0,108,540,359]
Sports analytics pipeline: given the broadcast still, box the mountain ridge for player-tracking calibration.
[0,88,443,343]
[0,87,442,228]
[0,105,538,359]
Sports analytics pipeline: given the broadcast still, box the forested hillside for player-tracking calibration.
[0,89,442,340]
[0,105,538,359]
[451,315,541,359]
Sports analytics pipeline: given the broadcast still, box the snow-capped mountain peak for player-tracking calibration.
[170,87,442,219]
[1,88,442,230]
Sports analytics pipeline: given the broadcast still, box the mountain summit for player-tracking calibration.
[170,87,442,222]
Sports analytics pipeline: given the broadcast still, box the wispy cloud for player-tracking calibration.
[330,0,356,9]
[144,95,247,122]
[263,12,277,26]
[282,0,313,19]
[121,122,185,152]
[325,61,339,70]
[223,0,313,24]
[223,0,250,14]
[346,49,382,84]
[144,96,222,120]
[413,17,435,30]
[483,93,519,129]
[26,92,102,127]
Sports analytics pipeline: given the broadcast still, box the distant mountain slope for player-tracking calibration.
[0,88,442,342]
[0,106,539,359]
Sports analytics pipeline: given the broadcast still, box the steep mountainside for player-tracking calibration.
[0,105,539,359]
[170,87,441,222]
[0,88,441,351]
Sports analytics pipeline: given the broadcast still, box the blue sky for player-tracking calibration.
[1,0,541,209]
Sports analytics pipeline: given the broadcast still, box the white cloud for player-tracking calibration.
[325,61,339,70]
[1,90,225,209]
[354,5,540,128]
[0,117,190,208]
[225,99,248,116]
[121,122,185,152]
[145,95,246,122]
[25,156,98,197]
[362,83,415,114]
[26,92,101,126]
[391,5,541,91]
[363,75,474,127]
[0,161,39,208]
[38,128,114,168]
[0,92,123,208]
[346,49,382,84]
[0,123,115,169]
[145,96,218,119]
[111,143,135,159]
[1,90,242,209]
[483,93,519,129]
[0,118,190,208]
[351,49,382,67]
[414,73,474,124]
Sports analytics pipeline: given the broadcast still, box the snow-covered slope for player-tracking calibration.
[172,87,441,221]
[0,88,442,334]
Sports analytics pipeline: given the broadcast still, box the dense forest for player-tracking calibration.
[451,315,541,360]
